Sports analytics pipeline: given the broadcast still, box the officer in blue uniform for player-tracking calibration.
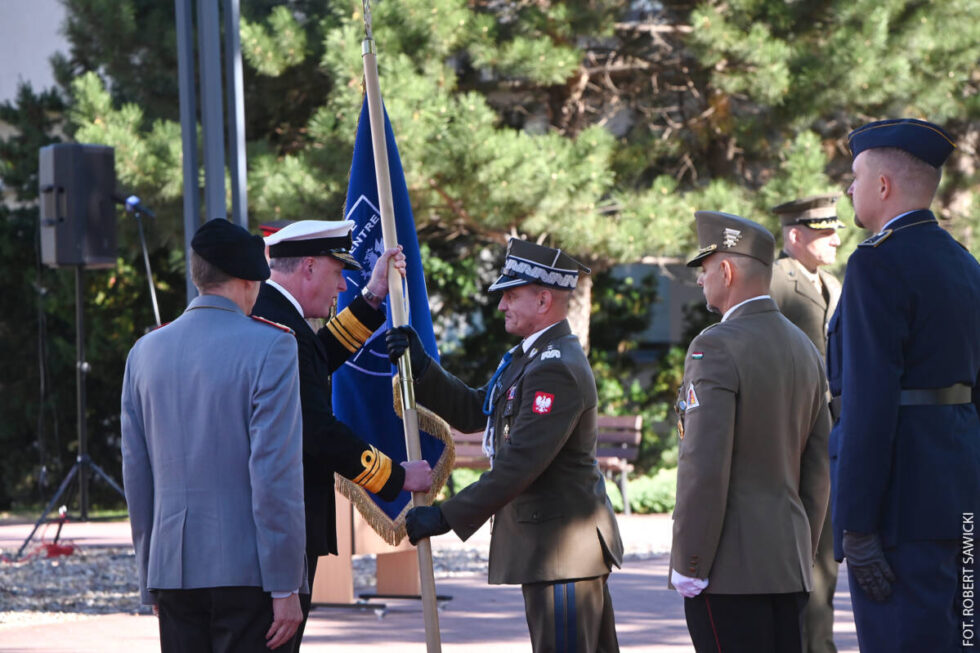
[827,118,980,652]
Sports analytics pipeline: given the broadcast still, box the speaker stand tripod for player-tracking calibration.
[16,266,125,559]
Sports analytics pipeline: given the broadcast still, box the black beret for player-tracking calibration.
[848,118,956,168]
[191,219,270,281]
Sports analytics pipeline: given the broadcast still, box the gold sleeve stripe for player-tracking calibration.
[332,309,375,346]
[325,319,360,353]
[352,446,392,495]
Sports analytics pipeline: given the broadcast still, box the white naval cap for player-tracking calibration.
[264,219,361,270]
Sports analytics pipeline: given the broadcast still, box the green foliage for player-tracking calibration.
[589,269,683,474]
[241,6,308,76]
[689,6,793,105]
[626,468,678,514]
[605,477,624,513]
[3,0,979,509]
[437,466,483,503]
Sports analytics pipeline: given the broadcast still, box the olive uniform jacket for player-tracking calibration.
[671,297,831,595]
[414,320,624,585]
[252,283,404,558]
[770,252,842,358]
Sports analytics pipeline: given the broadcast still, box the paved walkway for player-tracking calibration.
[0,516,859,651]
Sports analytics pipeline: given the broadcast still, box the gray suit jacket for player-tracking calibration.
[671,298,831,594]
[121,294,306,604]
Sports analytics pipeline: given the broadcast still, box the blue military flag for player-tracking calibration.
[332,98,453,545]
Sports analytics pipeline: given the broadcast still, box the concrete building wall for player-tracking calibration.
[0,0,66,104]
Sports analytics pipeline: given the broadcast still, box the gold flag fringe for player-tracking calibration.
[335,374,456,546]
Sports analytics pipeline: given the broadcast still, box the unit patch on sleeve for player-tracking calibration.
[532,392,555,414]
[686,383,700,410]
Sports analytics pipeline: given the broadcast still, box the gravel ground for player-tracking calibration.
[1,547,664,627]
[0,514,670,627]
[0,546,493,624]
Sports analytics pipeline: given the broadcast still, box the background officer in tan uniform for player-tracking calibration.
[770,194,844,652]
[770,193,843,358]
[387,238,624,652]
[671,211,832,653]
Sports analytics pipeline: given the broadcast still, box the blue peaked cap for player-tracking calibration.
[848,118,956,168]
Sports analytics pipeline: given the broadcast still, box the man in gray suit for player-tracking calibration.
[671,211,831,653]
[769,194,844,653]
[121,219,306,652]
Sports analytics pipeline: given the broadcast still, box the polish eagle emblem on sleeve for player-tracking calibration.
[533,392,554,414]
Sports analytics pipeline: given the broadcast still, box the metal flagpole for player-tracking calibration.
[360,2,442,650]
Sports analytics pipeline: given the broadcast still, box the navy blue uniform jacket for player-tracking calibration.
[827,210,980,560]
[252,283,404,557]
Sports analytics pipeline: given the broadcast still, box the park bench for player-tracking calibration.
[448,414,644,514]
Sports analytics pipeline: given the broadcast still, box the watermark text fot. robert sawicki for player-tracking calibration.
[965,512,975,647]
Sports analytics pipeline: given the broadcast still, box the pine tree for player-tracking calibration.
[2,0,978,503]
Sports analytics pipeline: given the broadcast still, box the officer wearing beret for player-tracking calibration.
[387,238,624,652]
[122,219,306,651]
[828,118,980,651]
[769,194,844,653]
[671,212,831,653]
[251,220,433,650]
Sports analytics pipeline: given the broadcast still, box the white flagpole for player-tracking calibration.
[360,2,442,651]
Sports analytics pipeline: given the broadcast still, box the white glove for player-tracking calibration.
[671,568,709,598]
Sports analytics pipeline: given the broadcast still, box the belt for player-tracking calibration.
[830,384,973,409]
[899,383,973,406]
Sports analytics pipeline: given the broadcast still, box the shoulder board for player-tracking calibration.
[250,315,294,335]
[858,230,893,248]
[152,321,172,331]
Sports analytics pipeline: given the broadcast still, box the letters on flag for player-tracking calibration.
[331,98,454,545]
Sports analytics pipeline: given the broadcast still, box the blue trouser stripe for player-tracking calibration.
[553,582,577,653]
[566,582,576,653]
[554,583,565,652]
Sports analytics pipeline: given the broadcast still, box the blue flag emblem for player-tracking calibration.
[332,98,451,543]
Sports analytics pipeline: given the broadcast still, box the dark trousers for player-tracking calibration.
[522,575,619,652]
[288,551,319,652]
[684,591,808,653]
[156,586,292,653]
[848,539,961,653]
[804,507,839,653]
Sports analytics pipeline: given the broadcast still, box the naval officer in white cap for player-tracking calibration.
[253,220,433,651]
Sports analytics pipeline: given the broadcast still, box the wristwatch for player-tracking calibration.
[361,286,382,304]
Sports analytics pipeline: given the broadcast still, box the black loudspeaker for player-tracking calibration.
[38,143,117,268]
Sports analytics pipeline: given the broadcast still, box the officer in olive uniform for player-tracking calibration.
[388,238,624,652]
[672,212,831,653]
[770,193,843,358]
[829,119,980,652]
[769,194,844,653]
[253,220,433,650]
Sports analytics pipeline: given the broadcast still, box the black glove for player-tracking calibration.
[843,531,896,602]
[405,505,450,545]
[385,326,431,379]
